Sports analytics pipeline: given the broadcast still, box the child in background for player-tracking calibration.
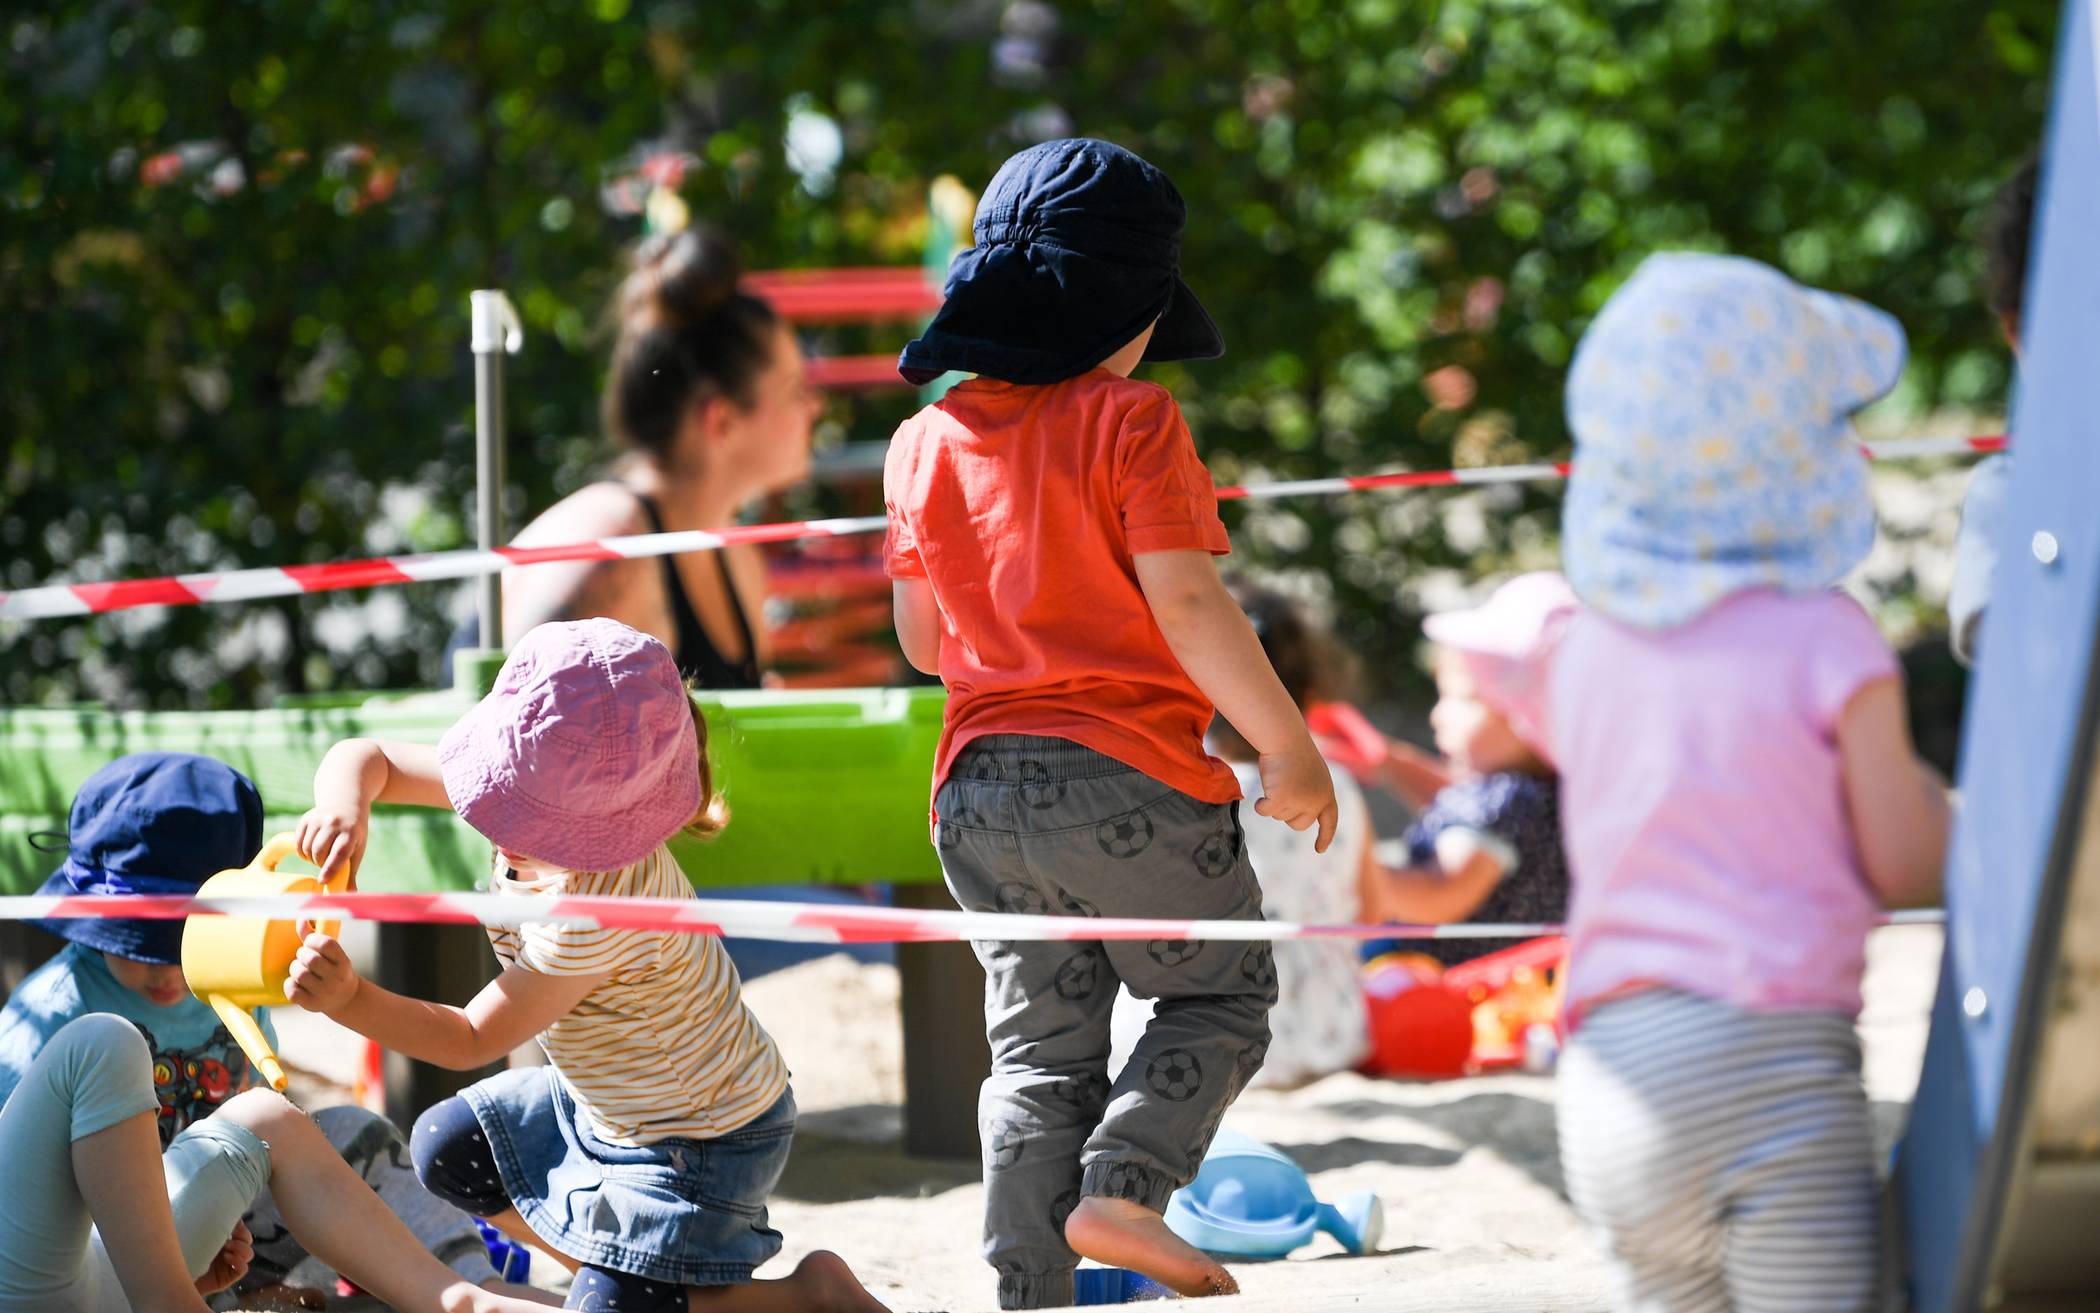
[1948,154,2039,664]
[1551,254,1950,1312]
[886,138,1337,1307]
[1113,580,1374,1090]
[286,618,886,1313]
[1364,573,1575,967]
[0,753,512,1305]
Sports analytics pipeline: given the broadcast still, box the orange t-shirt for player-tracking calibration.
[883,369,1240,808]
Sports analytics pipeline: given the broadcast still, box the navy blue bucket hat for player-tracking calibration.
[898,138,1224,386]
[30,753,264,965]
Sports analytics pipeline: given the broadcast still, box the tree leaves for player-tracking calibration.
[0,0,2057,707]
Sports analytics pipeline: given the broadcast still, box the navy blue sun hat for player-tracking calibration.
[30,753,265,965]
[898,138,1224,386]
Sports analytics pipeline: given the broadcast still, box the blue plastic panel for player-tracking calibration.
[1898,3,2100,1308]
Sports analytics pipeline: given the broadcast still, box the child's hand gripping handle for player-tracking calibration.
[184,832,342,1094]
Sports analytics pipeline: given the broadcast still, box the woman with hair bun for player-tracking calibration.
[478,225,822,686]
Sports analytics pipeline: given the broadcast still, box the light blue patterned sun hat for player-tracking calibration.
[1561,252,1906,628]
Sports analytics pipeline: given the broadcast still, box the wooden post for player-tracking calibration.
[895,881,989,1159]
[375,922,504,1126]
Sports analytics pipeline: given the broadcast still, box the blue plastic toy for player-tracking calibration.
[1163,1127,1384,1260]
[474,1218,532,1283]
[1072,1267,1172,1304]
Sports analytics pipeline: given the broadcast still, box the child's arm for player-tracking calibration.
[294,739,451,884]
[285,933,607,1070]
[1363,834,1511,925]
[1837,677,1950,908]
[1133,550,1338,850]
[1378,739,1456,812]
[893,579,943,676]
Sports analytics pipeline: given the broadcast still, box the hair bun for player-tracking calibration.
[622,226,744,332]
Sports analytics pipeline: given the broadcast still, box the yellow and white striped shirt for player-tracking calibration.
[486,845,790,1146]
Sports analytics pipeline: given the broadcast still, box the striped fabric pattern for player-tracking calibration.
[1556,989,1882,1313]
[486,846,790,1146]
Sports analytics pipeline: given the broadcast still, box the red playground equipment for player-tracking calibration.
[743,229,961,686]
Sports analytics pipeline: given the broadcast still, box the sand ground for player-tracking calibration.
[271,924,1942,1312]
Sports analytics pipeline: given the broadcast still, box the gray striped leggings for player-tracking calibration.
[1557,990,1881,1313]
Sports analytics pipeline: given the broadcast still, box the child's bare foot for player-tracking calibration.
[685,1250,890,1312]
[788,1251,890,1312]
[1065,1196,1239,1298]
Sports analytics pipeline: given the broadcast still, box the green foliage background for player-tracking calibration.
[1,0,2059,708]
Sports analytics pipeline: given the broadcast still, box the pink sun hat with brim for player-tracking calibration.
[438,618,701,873]
[1422,571,1579,760]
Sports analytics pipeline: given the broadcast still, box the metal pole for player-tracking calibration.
[378,291,527,1124]
[469,291,523,657]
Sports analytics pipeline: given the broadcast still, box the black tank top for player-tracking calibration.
[443,488,764,689]
[626,488,763,690]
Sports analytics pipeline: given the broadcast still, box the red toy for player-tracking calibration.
[1362,953,1475,1078]
[1362,936,1566,1079]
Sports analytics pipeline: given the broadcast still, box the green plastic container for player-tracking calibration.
[0,687,947,895]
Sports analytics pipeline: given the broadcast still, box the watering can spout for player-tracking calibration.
[182,832,345,1098]
[209,993,288,1093]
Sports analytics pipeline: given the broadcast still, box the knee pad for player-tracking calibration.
[409,1097,509,1216]
[567,1264,686,1313]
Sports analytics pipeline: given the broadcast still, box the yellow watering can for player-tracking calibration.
[181,832,348,1093]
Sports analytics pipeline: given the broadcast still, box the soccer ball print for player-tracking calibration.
[1095,811,1155,858]
[995,881,1053,916]
[985,1119,1028,1170]
[1017,758,1066,810]
[1191,828,1237,878]
[1147,938,1200,968]
[1145,1048,1203,1102]
[1052,947,1103,1001]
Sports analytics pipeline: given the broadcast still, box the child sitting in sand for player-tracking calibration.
[1363,572,1575,967]
[885,138,1336,1308]
[0,1008,554,1313]
[1550,253,1949,1311]
[286,618,886,1313]
[0,752,517,1306]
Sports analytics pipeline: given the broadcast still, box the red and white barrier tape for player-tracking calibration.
[0,436,2004,622]
[0,891,1946,942]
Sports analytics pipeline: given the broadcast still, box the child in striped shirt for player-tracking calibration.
[1551,255,1949,1312]
[287,618,887,1313]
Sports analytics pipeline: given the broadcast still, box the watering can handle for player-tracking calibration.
[254,833,300,873]
[256,831,353,895]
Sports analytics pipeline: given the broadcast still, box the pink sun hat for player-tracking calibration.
[438,618,701,872]
[1422,571,1579,759]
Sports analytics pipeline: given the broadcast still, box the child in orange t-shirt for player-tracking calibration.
[885,138,1337,1310]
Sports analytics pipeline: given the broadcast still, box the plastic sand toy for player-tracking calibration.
[1163,1127,1384,1261]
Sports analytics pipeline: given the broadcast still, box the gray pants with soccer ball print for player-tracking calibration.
[935,734,1277,1310]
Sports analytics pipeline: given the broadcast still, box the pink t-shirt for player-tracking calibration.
[1549,589,1899,1021]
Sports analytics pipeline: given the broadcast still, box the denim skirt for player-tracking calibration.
[462,1065,794,1286]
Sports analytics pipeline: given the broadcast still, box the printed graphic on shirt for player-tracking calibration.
[139,1021,255,1147]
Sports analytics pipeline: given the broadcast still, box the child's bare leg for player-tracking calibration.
[479,1206,580,1274]
[214,1090,548,1313]
[683,1251,889,1313]
[72,1111,218,1313]
[1064,1197,1237,1297]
